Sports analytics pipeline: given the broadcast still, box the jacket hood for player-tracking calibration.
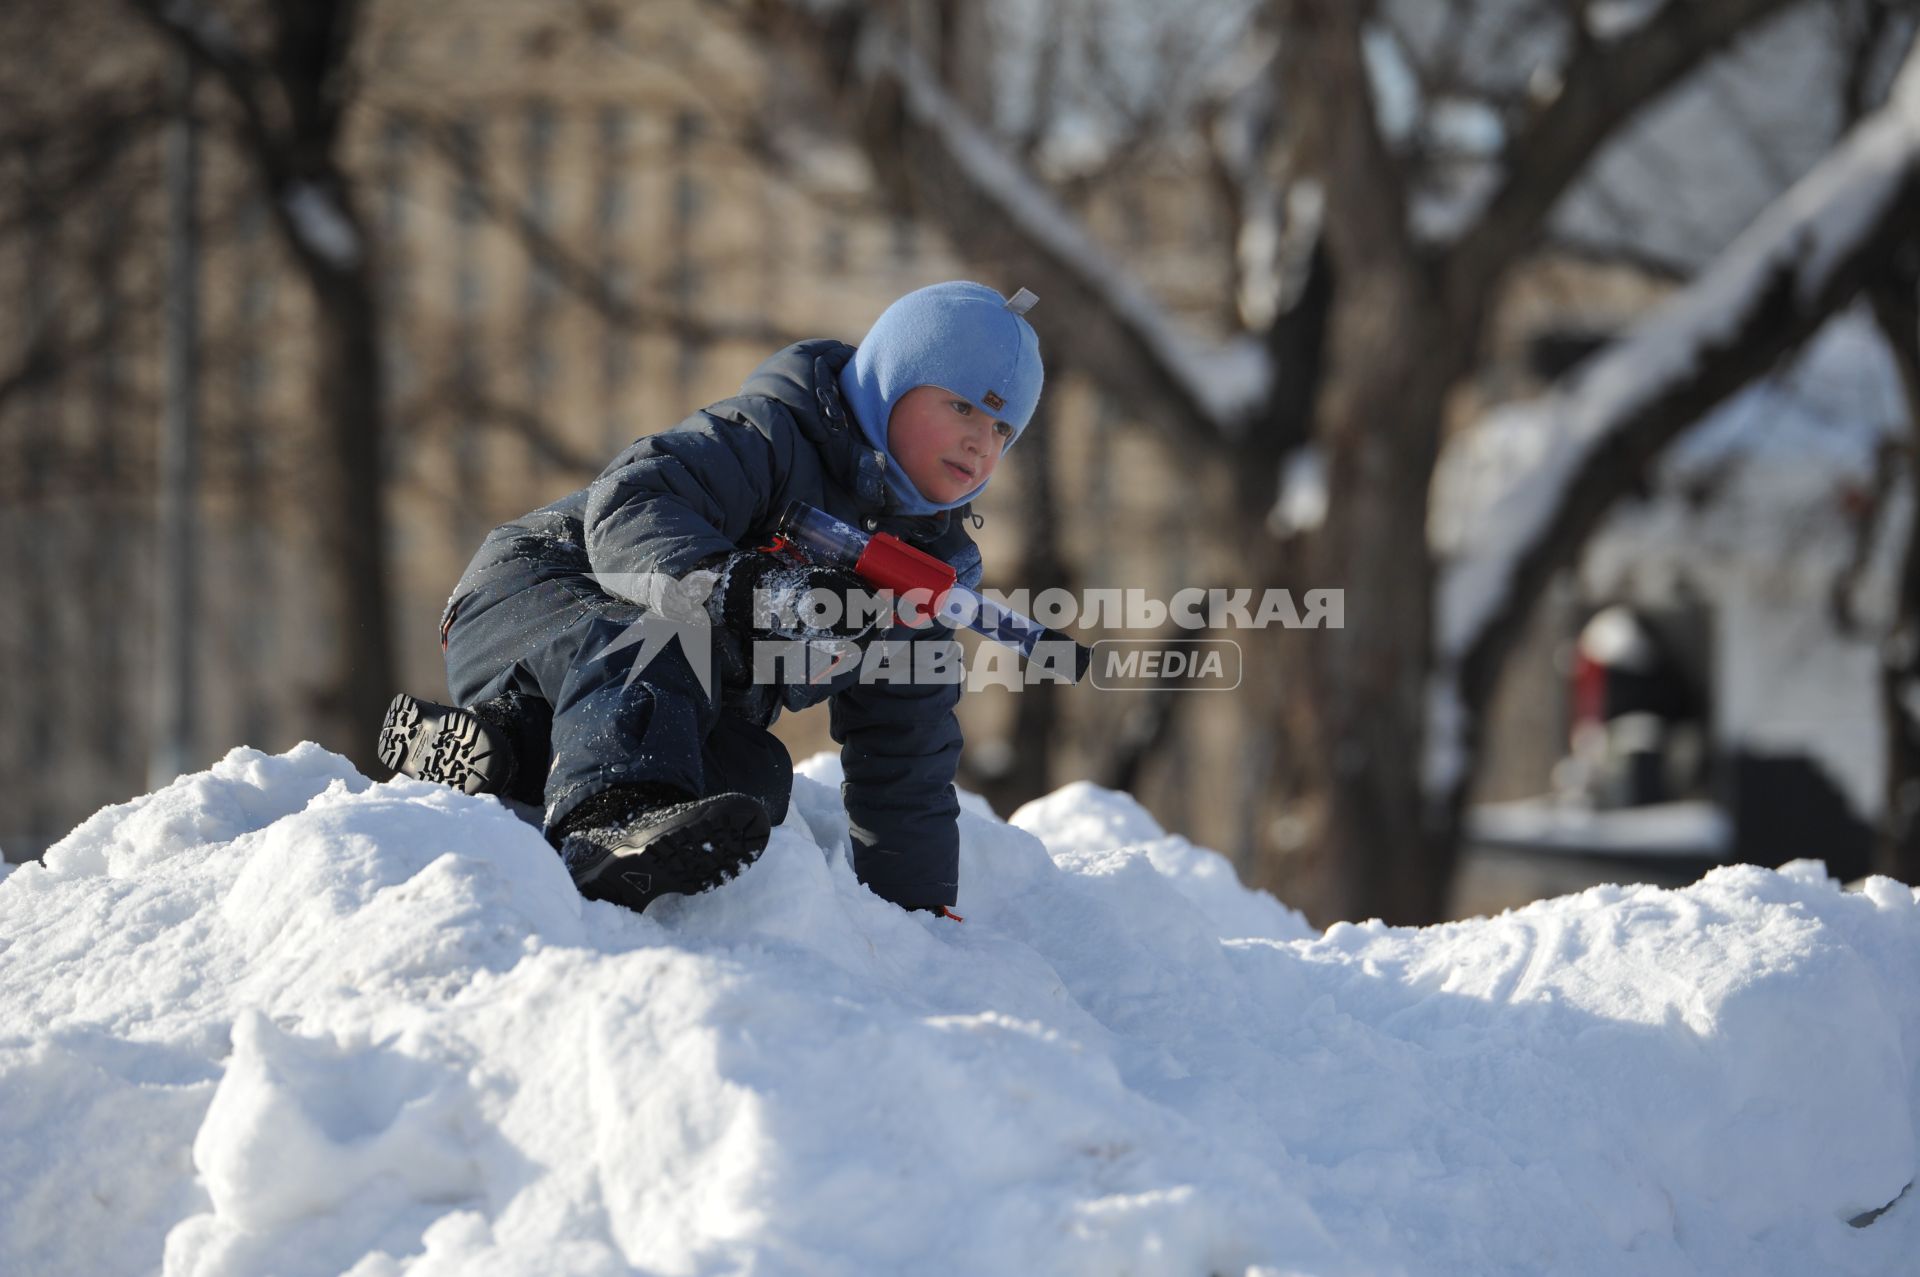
[736,338,969,539]
[736,337,854,425]
[737,339,866,488]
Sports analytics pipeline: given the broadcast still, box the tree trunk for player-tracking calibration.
[1268,278,1467,925]
[1870,241,1920,884]
[286,179,394,774]
[968,398,1070,817]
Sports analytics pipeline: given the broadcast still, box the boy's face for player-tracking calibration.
[887,384,1013,504]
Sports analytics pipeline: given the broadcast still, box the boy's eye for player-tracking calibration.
[993,420,1014,438]
[950,400,973,416]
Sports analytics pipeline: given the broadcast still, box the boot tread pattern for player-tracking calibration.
[378,693,506,797]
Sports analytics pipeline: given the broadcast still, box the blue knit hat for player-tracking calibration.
[838,281,1045,515]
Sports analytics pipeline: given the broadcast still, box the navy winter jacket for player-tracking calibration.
[471,338,983,909]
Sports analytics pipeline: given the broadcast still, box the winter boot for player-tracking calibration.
[554,782,771,914]
[378,691,539,800]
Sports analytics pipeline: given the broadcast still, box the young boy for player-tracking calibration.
[379,281,1043,916]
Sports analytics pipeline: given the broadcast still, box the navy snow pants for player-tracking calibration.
[440,541,792,836]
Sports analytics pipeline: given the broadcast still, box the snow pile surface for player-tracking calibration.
[3,745,1917,1276]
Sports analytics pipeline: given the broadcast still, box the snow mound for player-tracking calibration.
[2,744,1917,1276]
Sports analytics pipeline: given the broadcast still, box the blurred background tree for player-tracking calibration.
[757,0,1920,919]
[3,0,1917,925]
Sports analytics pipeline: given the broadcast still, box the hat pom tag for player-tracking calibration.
[1003,287,1038,316]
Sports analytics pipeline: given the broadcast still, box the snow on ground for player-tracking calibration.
[3,743,1917,1276]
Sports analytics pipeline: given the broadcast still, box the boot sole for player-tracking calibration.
[378,693,513,797]
[567,795,771,913]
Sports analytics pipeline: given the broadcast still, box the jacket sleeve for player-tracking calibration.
[583,402,791,587]
[829,624,967,911]
[827,539,982,911]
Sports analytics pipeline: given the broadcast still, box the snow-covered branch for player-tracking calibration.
[281,179,362,271]
[1427,40,1920,798]
[1447,0,1804,307]
[839,18,1273,442]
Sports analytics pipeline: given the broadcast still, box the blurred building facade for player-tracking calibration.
[0,0,1261,867]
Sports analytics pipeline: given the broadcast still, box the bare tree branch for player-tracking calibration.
[463,393,607,478]
[0,324,84,418]
[1540,230,1694,281]
[1836,0,1915,122]
[1448,0,1805,311]
[122,0,281,168]
[0,91,167,241]
[420,118,802,349]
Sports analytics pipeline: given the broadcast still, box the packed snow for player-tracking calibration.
[3,743,1917,1276]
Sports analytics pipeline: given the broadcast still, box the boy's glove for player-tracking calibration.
[707,550,884,652]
